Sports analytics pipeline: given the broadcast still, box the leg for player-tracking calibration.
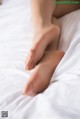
[47,4,80,51]
[54,4,80,18]
[25,0,60,70]
[24,18,63,96]
[24,1,80,96]
[25,0,80,70]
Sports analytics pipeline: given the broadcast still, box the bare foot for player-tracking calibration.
[25,21,60,70]
[24,50,64,96]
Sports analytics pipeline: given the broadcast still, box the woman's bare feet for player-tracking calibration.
[25,22,60,70]
[24,50,64,96]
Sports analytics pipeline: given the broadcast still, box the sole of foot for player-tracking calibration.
[25,24,60,70]
[24,50,64,96]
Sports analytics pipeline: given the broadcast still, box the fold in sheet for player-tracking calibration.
[0,0,80,118]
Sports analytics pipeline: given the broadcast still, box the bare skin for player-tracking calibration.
[25,0,57,70]
[25,1,80,70]
[24,0,80,96]
[24,50,64,96]
[25,21,60,70]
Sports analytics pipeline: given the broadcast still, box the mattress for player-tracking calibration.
[0,0,80,119]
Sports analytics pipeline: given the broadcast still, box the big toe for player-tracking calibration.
[25,49,36,70]
[23,78,37,96]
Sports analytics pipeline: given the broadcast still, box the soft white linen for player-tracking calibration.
[0,0,80,119]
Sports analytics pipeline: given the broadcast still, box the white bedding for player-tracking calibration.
[0,0,80,119]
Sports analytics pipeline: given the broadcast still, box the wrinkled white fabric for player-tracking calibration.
[0,0,80,119]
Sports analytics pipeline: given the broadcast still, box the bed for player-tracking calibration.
[0,0,80,119]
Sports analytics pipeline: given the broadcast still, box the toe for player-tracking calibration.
[25,49,35,70]
[23,81,37,96]
[27,61,36,70]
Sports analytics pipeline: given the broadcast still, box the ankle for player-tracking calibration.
[34,23,60,35]
[33,22,51,32]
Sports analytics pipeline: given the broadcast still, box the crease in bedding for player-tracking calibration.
[0,0,80,119]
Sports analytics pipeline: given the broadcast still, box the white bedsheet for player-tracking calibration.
[0,0,80,119]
